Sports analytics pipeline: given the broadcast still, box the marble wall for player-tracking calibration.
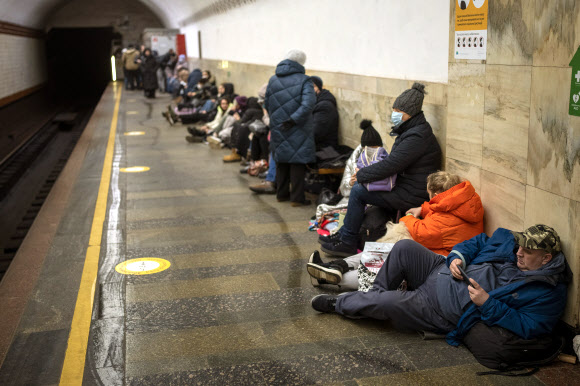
[188,59,447,158]
[188,0,579,327]
[446,0,580,327]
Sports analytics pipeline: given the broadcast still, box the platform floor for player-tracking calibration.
[0,83,578,385]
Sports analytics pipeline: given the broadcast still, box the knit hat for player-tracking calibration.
[285,49,306,65]
[234,96,247,109]
[392,82,427,117]
[512,224,562,255]
[311,76,323,89]
[359,120,383,147]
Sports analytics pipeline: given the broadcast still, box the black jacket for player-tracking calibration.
[356,112,441,205]
[140,56,159,90]
[239,97,264,125]
[312,89,339,150]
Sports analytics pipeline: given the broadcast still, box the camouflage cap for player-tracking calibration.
[511,224,562,255]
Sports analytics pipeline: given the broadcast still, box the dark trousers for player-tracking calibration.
[276,163,306,203]
[234,124,252,158]
[335,239,456,333]
[250,133,269,161]
[125,69,138,90]
[339,183,417,246]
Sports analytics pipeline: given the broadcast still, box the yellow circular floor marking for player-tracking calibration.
[115,258,170,275]
[124,131,145,136]
[120,166,150,173]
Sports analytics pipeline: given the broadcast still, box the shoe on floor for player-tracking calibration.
[311,294,338,313]
[308,250,324,287]
[185,135,203,143]
[277,197,290,202]
[318,232,341,245]
[240,157,250,166]
[290,199,311,207]
[258,171,268,179]
[307,263,342,285]
[207,135,222,149]
[223,150,241,163]
[240,165,250,174]
[320,240,358,257]
[249,180,276,194]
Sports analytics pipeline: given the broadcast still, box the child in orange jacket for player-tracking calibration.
[400,171,484,256]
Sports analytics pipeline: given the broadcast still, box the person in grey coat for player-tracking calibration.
[265,50,317,206]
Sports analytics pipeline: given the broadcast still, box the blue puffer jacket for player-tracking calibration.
[265,59,316,164]
[445,228,572,346]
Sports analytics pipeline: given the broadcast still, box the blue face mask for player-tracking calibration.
[391,111,404,126]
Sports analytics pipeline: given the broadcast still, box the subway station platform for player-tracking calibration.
[0,83,576,385]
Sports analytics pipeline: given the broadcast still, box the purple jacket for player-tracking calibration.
[357,147,396,191]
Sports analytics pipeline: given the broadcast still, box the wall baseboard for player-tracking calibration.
[0,21,44,39]
[0,84,46,108]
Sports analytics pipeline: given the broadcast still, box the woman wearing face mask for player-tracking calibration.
[320,82,442,257]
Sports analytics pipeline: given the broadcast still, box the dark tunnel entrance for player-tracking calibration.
[46,27,115,101]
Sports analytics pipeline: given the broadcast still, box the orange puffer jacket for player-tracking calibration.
[400,181,484,256]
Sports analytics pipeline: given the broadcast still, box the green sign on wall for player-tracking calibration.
[569,46,580,116]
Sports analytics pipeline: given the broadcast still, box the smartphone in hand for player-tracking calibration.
[457,265,472,286]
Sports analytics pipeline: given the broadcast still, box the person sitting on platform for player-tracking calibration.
[320,82,442,256]
[224,96,264,163]
[162,68,190,124]
[307,171,484,289]
[310,76,339,151]
[311,224,571,347]
[185,96,233,143]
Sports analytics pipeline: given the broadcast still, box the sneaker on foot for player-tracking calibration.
[308,250,324,287]
[207,136,222,149]
[311,294,338,313]
[258,171,268,179]
[318,232,341,245]
[249,180,276,194]
[307,263,342,285]
[320,240,358,257]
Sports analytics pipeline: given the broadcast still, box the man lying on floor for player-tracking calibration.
[311,224,572,346]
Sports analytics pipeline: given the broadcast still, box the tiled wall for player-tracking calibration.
[189,59,447,159]
[189,0,579,327]
[445,0,580,326]
[0,33,46,100]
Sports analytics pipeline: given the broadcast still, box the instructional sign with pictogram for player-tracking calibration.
[454,0,488,60]
[569,46,580,116]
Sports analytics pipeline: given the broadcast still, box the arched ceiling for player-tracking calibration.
[0,0,216,29]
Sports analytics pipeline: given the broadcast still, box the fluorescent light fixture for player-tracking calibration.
[111,56,117,81]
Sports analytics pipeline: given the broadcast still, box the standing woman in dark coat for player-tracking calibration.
[140,48,159,98]
[320,83,442,256]
[265,50,316,206]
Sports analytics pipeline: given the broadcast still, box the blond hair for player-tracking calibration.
[427,171,462,194]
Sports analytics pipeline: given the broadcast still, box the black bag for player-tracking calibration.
[462,322,565,376]
[357,206,392,250]
[304,170,340,195]
[315,188,343,206]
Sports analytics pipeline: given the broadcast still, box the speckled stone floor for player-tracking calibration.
[117,92,571,385]
[1,86,577,385]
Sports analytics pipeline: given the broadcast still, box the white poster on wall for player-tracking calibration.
[151,35,176,55]
[454,0,488,60]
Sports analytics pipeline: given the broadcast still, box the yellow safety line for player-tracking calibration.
[59,84,122,385]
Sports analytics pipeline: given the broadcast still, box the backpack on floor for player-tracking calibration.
[357,206,393,250]
[462,322,565,376]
